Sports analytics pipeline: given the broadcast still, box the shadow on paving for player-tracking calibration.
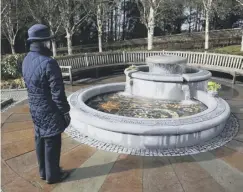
[60,149,237,183]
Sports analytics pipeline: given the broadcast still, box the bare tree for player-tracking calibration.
[1,3,8,15]
[59,0,91,55]
[90,0,117,52]
[137,0,164,50]
[236,0,243,52]
[1,0,25,54]
[202,0,213,50]
[236,0,243,6]
[25,0,63,57]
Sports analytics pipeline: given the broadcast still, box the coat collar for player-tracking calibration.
[30,42,52,57]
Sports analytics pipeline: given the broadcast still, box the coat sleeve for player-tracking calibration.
[46,59,70,114]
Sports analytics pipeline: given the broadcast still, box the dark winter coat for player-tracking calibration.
[22,42,70,137]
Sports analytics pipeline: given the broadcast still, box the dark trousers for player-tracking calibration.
[35,134,62,181]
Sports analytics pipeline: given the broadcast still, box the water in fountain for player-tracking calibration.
[86,91,207,119]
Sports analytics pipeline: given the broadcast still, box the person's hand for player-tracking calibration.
[64,113,71,128]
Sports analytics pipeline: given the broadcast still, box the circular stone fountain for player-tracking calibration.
[68,55,232,152]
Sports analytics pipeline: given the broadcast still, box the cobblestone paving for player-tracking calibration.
[1,75,243,192]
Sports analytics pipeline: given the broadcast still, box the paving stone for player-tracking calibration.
[143,157,183,192]
[52,150,119,192]
[169,156,209,183]
[212,147,243,172]
[11,140,91,178]
[1,112,13,125]
[22,144,97,192]
[225,140,243,154]
[1,121,33,133]
[61,137,80,154]
[2,176,39,192]
[192,152,243,192]
[7,105,30,114]
[99,154,143,192]
[234,133,243,142]
[62,133,69,139]
[1,129,34,145]
[6,151,37,175]
[5,113,32,123]
[60,144,97,171]
[22,167,55,192]
[226,100,243,107]
[1,160,18,186]
[182,177,226,192]
[169,155,225,192]
[231,107,243,114]
[2,137,35,160]
[235,113,243,120]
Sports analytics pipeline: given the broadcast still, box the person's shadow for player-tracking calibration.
[61,147,236,183]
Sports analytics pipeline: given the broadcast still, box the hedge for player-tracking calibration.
[1,54,26,80]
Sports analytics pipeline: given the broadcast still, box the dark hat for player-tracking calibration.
[27,24,54,42]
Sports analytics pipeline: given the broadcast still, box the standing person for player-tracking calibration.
[22,24,71,184]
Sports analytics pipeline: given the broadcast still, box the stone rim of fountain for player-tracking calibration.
[65,113,239,156]
[124,65,212,82]
[69,83,230,134]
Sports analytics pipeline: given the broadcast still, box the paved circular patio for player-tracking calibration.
[1,75,243,192]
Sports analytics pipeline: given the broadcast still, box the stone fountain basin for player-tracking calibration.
[125,65,211,82]
[124,65,212,101]
[68,83,230,149]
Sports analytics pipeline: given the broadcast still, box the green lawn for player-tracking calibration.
[208,45,243,56]
[107,45,243,56]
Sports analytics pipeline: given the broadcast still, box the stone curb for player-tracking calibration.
[1,98,14,109]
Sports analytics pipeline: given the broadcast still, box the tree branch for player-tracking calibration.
[236,0,243,6]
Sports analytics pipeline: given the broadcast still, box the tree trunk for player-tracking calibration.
[205,10,209,50]
[98,34,102,52]
[189,7,192,33]
[50,29,57,56]
[97,4,102,52]
[10,43,16,54]
[9,37,16,54]
[147,5,155,50]
[114,7,117,41]
[122,0,126,40]
[66,30,73,55]
[241,31,243,52]
[195,7,198,32]
[52,40,57,57]
[110,9,113,41]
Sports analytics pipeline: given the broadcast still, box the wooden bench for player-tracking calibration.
[60,66,73,85]
[57,51,243,85]
[186,64,243,84]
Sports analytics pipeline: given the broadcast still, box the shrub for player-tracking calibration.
[1,54,25,80]
[207,81,221,92]
[126,65,137,71]
[1,78,26,89]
